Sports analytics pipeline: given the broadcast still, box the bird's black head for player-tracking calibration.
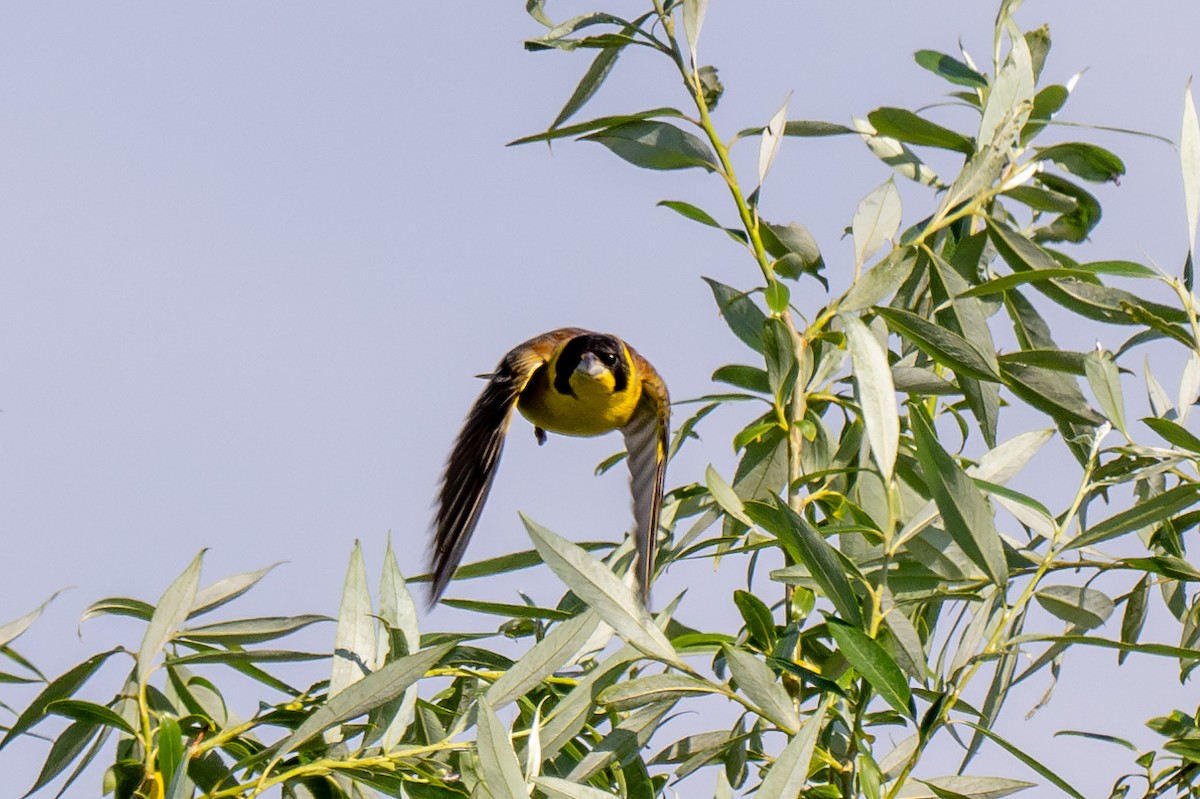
[554,333,629,396]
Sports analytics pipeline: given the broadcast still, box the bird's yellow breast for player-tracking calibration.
[517,361,642,437]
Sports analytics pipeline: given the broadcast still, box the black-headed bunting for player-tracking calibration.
[429,328,670,606]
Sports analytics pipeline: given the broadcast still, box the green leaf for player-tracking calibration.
[598,673,720,710]
[568,705,677,782]
[270,643,451,763]
[704,278,767,353]
[440,599,573,621]
[22,720,101,798]
[1068,484,1200,550]
[0,591,65,650]
[842,314,899,480]
[476,698,528,799]
[509,108,686,146]
[706,465,755,526]
[1034,142,1126,183]
[957,268,1112,300]
[1143,417,1200,452]
[658,200,739,241]
[0,649,122,750]
[523,515,682,667]
[914,50,988,88]
[1084,349,1127,436]
[551,46,622,131]
[1002,185,1078,214]
[158,715,184,792]
[79,597,155,625]
[853,178,902,267]
[962,723,1085,799]
[764,281,790,314]
[1120,575,1150,665]
[755,698,830,799]
[826,618,914,719]
[910,405,1008,586]
[582,120,718,171]
[867,107,974,154]
[1035,585,1114,630]
[876,307,1000,382]
[486,611,603,709]
[733,590,775,651]
[712,364,770,394]
[722,646,800,730]
[539,644,640,755]
[744,500,863,627]
[138,551,205,685]
[190,563,282,619]
[180,615,329,645]
[1000,361,1104,427]
[842,249,918,312]
[45,700,136,736]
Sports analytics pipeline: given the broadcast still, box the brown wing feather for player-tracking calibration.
[429,329,582,604]
[621,349,670,602]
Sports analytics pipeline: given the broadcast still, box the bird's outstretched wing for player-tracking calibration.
[622,349,670,602]
[430,329,582,604]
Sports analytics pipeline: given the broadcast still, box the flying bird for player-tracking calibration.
[429,328,670,605]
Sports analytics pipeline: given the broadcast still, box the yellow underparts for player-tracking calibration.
[518,367,642,437]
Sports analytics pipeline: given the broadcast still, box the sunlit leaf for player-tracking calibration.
[523,515,682,667]
[853,179,903,267]
[843,313,899,480]
[477,698,529,799]
[138,551,205,685]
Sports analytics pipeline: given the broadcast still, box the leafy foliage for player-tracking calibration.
[8,2,1200,798]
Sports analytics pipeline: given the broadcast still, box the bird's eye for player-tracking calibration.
[600,352,617,365]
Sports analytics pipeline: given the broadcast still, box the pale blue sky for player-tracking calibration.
[2,2,1200,795]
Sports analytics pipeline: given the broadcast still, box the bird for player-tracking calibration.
[429,327,670,606]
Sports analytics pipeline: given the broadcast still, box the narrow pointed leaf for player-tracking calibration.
[45,700,136,736]
[1084,349,1127,436]
[477,698,528,799]
[826,618,914,719]
[744,500,863,627]
[487,611,603,709]
[582,120,718,171]
[755,697,830,799]
[0,648,122,749]
[1068,483,1200,550]
[523,515,682,667]
[190,563,282,619]
[598,674,720,710]
[962,723,1085,799]
[910,406,1007,586]
[536,776,618,799]
[876,306,1000,382]
[867,107,974,154]
[705,278,767,353]
[842,313,899,480]
[272,643,451,760]
[138,551,205,684]
[853,179,902,267]
[329,542,376,704]
[722,646,800,730]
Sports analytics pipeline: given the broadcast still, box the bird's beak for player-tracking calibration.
[576,352,608,378]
